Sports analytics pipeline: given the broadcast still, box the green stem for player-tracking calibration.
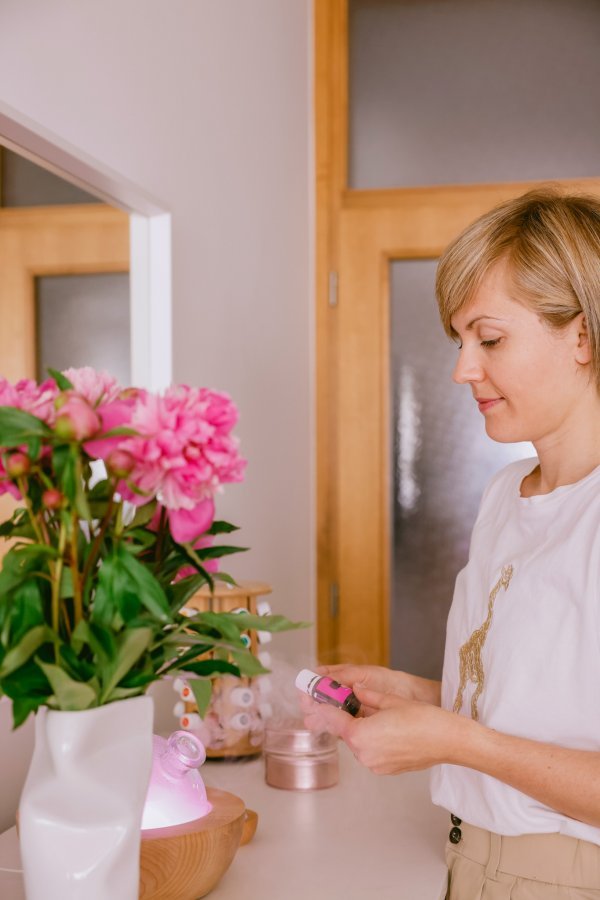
[81,494,115,586]
[52,519,68,651]
[70,510,83,626]
[16,477,46,546]
[154,506,168,566]
[114,502,124,538]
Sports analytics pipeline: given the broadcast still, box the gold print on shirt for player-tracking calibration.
[452,564,514,721]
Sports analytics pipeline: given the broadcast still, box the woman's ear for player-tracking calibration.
[574,313,592,365]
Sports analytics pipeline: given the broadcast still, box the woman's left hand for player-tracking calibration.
[299,685,463,775]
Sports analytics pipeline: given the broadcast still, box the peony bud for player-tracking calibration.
[42,488,63,510]
[5,452,30,478]
[54,393,101,441]
[106,448,135,478]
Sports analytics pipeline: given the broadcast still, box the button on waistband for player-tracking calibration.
[449,826,462,845]
[451,814,462,826]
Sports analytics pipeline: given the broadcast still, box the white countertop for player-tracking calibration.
[0,744,449,900]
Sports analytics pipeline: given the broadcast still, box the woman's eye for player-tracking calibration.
[481,339,500,348]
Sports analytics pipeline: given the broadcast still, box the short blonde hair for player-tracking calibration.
[435,188,600,390]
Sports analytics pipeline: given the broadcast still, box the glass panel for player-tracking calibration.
[1,148,99,206]
[36,273,130,386]
[390,261,532,678]
[349,0,600,188]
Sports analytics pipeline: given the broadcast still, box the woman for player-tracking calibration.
[301,190,600,898]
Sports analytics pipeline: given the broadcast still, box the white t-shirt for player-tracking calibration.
[430,456,600,845]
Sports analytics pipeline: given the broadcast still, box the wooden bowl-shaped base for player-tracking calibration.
[139,787,246,900]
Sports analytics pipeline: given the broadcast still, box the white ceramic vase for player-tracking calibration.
[19,695,154,900]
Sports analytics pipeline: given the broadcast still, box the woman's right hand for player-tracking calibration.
[313,665,441,715]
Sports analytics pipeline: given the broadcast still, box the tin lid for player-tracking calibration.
[264,723,337,756]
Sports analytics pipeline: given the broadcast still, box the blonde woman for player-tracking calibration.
[301,190,600,898]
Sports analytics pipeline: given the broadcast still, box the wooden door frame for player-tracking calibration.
[0,203,129,381]
[315,0,600,665]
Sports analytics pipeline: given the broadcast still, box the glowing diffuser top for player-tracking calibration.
[141,731,212,830]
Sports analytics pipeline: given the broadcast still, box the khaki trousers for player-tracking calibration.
[445,820,600,899]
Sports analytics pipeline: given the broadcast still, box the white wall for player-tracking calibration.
[0,0,314,826]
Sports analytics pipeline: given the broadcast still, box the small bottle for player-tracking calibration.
[141,730,212,830]
[295,669,361,717]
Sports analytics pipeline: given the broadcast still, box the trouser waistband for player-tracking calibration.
[448,818,600,889]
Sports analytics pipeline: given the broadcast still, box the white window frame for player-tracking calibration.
[0,100,172,391]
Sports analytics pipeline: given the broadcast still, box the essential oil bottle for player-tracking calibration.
[295,669,361,717]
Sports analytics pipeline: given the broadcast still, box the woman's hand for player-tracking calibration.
[313,664,441,714]
[300,685,462,775]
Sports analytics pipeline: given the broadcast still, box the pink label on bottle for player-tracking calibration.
[313,676,353,705]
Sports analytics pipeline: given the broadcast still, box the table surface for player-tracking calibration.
[0,744,449,900]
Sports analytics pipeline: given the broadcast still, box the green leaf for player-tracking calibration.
[221,612,312,633]
[0,625,56,677]
[190,544,248,561]
[59,644,95,681]
[179,659,240,678]
[190,610,246,642]
[53,445,77,503]
[12,695,45,729]
[71,620,116,663]
[1,658,51,697]
[89,479,112,501]
[48,368,74,391]
[206,520,239,536]
[118,549,171,623]
[158,642,214,674]
[36,658,97,711]
[130,503,157,528]
[166,573,211,613]
[179,544,215,591]
[74,457,91,521]
[105,686,146,702]
[189,678,212,717]
[7,578,46,644]
[0,406,50,451]
[100,627,153,702]
[230,650,270,676]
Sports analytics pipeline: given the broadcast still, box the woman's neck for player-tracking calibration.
[530,393,600,494]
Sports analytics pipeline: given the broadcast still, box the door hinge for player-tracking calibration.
[329,582,340,619]
[328,271,338,308]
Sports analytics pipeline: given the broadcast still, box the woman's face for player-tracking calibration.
[450,260,590,445]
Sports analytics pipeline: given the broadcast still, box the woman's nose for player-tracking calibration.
[452,348,485,385]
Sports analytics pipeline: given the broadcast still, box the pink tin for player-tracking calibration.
[264,723,339,791]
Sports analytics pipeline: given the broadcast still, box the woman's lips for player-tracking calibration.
[477,398,503,413]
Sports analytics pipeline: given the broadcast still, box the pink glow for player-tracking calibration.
[142,732,212,830]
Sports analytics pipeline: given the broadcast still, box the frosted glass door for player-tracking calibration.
[390,260,532,677]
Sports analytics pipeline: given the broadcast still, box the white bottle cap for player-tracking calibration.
[257,599,272,616]
[295,668,320,695]
[257,630,272,644]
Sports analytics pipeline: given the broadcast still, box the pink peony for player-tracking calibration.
[62,367,120,407]
[83,393,141,460]
[0,377,59,425]
[168,499,215,543]
[119,387,246,523]
[54,393,101,442]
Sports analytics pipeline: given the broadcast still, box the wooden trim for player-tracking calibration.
[342,178,600,211]
[315,0,349,663]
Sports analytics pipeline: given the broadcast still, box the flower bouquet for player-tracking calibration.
[0,366,304,899]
